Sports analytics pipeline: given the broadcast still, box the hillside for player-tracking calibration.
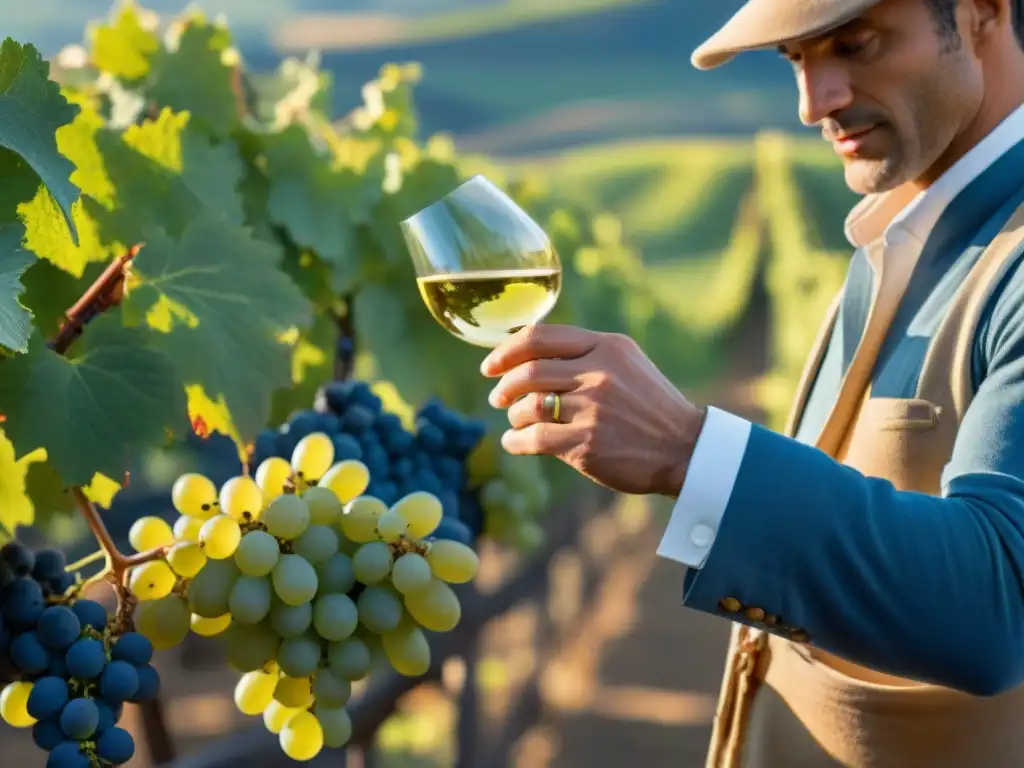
[12,0,811,154]
[513,135,856,260]
[305,0,806,152]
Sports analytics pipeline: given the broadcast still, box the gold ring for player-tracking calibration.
[542,392,562,423]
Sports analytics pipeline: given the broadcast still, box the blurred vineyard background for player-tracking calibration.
[3,0,858,765]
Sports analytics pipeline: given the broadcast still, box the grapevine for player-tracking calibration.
[0,0,637,532]
[0,0,628,761]
[0,0,753,761]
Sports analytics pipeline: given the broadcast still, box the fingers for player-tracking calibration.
[501,422,579,456]
[487,358,585,408]
[480,324,600,377]
[506,392,581,429]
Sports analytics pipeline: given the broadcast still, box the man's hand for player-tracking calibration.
[480,324,706,497]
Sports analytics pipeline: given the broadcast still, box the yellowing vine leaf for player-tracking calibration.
[268,310,335,427]
[18,103,114,277]
[89,3,160,81]
[0,433,46,537]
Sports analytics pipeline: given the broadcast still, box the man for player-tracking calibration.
[480,0,1024,765]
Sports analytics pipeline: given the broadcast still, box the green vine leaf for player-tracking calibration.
[0,142,45,227]
[79,107,246,250]
[280,244,336,310]
[123,215,313,446]
[0,223,36,353]
[261,125,381,293]
[0,38,81,241]
[146,15,240,139]
[0,311,188,487]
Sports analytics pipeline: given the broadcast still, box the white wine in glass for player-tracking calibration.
[401,175,562,348]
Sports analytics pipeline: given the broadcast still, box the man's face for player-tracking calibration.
[780,0,985,194]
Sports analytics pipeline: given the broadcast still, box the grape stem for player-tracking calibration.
[70,487,168,615]
[391,536,429,558]
[49,244,142,355]
[64,548,108,573]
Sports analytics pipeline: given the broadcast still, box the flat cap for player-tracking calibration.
[692,0,883,69]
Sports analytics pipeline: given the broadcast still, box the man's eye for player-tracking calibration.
[835,36,875,57]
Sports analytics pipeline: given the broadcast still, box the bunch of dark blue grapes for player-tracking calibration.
[251,380,488,544]
[0,541,160,766]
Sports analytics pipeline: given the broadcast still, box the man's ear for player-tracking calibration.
[965,0,1014,41]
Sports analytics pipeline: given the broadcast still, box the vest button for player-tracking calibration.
[719,597,741,612]
[745,607,765,622]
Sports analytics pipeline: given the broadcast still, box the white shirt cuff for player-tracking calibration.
[656,406,752,568]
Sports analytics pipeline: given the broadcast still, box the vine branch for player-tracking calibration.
[71,488,167,582]
[49,244,141,355]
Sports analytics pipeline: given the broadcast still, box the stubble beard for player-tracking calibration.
[842,147,909,196]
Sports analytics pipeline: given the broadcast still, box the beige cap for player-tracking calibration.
[691,0,883,70]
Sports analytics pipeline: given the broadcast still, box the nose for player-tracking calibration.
[797,61,855,126]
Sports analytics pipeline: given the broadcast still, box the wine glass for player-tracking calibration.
[401,174,562,349]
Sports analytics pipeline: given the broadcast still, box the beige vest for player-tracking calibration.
[706,197,1024,768]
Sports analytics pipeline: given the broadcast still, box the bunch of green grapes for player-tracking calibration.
[129,432,480,761]
[468,437,550,553]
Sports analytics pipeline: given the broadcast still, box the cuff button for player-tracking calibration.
[690,524,714,547]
